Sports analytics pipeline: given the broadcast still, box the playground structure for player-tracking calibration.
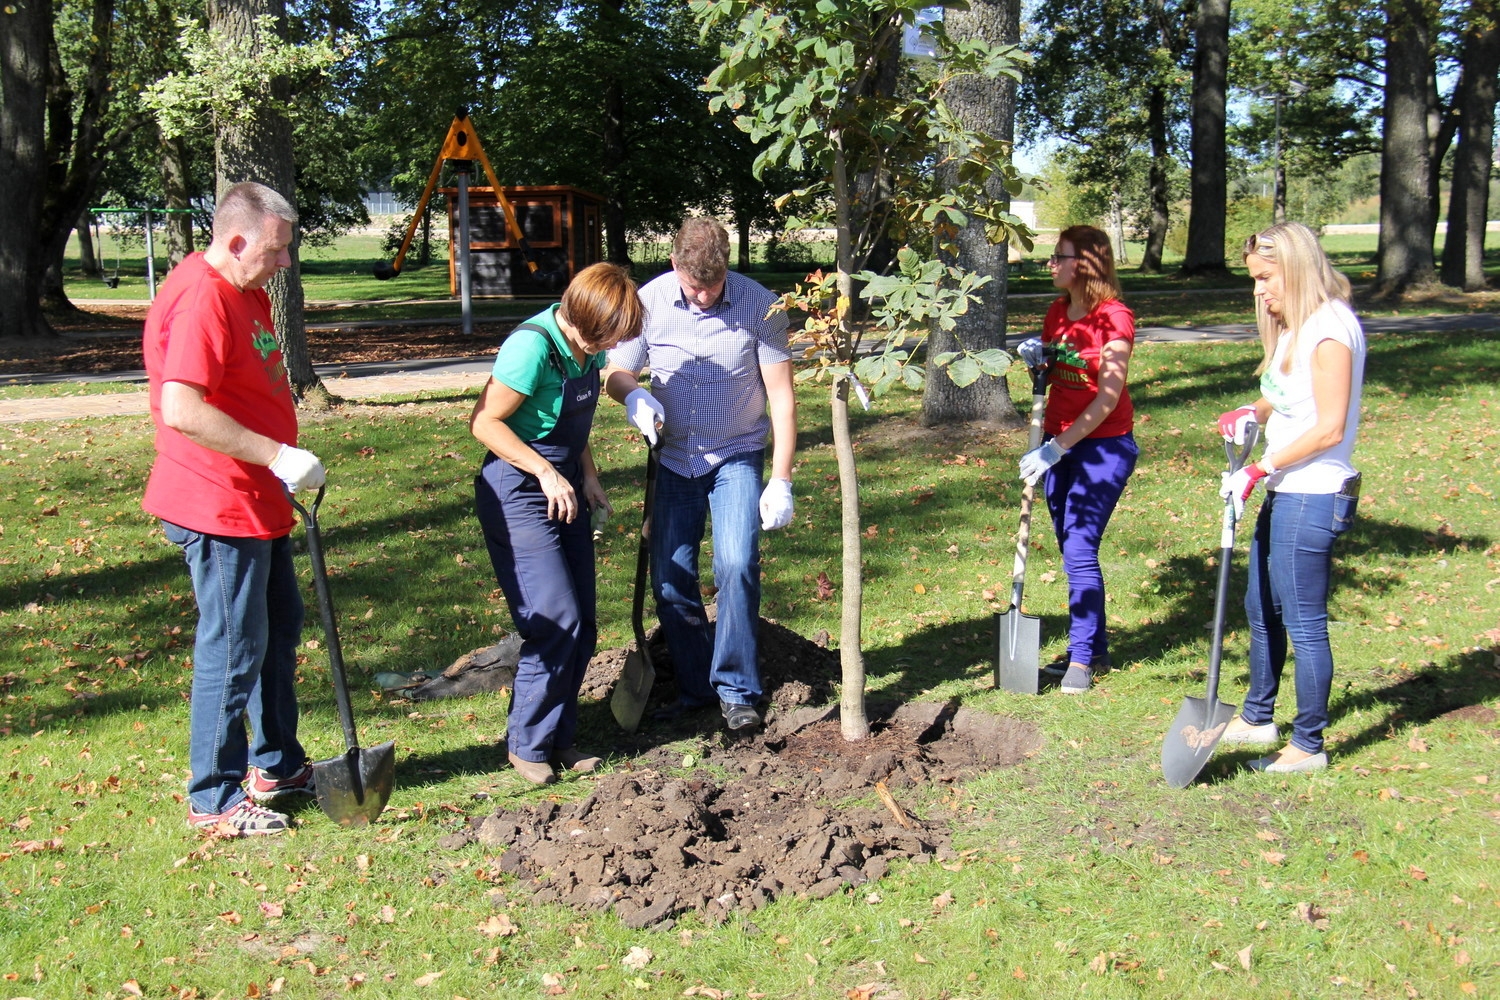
[374,110,603,333]
[89,206,195,300]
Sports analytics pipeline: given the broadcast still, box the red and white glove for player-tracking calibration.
[1220,462,1269,520]
[1217,405,1258,444]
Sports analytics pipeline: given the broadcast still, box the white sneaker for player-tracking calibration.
[1219,717,1279,746]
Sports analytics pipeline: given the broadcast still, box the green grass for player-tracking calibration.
[2,333,1498,998]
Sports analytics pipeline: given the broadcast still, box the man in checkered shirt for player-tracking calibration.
[604,217,798,732]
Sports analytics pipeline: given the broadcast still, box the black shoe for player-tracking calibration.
[651,700,713,724]
[720,701,761,731]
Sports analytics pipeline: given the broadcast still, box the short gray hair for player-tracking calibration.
[214,181,298,240]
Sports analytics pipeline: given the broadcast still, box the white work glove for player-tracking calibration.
[1217,404,1258,444]
[1220,463,1269,521]
[1018,439,1067,486]
[759,478,795,531]
[1016,337,1047,371]
[624,388,665,446]
[269,444,326,493]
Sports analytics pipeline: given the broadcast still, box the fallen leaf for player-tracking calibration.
[1352,850,1370,864]
[259,901,284,918]
[1454,950,1471,966]
[476,914,517,938]
[815,571,834,601]
[1407,736,1428,752]
[1295,902,1331,930]
[1260,851,1285,866]
[1473,775,1489,785]
[1408,866,1428,882]
[1460,983,1478,994]
[684,988,726,999]
[412,971,444,987]
[913,953,932,965]
[1089,952,1108,975]
[621,946,652,971]
[1237,944,1252,971]
[913,583,926,595]
[931,890,954,913]
[1255,829,1280,842]
[218,911,242,924]
[121,981,144,997]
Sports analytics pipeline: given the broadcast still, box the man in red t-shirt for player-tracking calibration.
[143,181,326,836]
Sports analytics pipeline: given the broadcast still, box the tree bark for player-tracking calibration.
[1140,84,1170,273]
[159,130,195,268]
[209,0,322,399]
[922,0,1022,427]
[1440,14,1500,291]
[1181,0,1230,276]
[1375,0,1439,298]
[77,212,99,278]
[600,0,631,265]
[0,0,55,339]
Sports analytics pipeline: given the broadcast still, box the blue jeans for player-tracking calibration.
[651,450,763,708]
[163,522,306,815]
[1241,490,1355,754]
[1042,433,1138,666]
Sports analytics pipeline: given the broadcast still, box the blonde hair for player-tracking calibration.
[1056,225,1122,310]
[1241,222,1351,375]
[557,262,644,353]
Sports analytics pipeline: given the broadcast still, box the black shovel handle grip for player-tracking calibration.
[287,486,363,754]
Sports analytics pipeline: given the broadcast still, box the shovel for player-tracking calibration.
[995,356,1050,694]
[610,439,661,732]
[289,487,396,826]
[1162,421,1260,789]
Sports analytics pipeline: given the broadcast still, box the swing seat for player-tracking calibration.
[104,276,120,289]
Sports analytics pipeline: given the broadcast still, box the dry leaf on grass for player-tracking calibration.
[1237,944,1253,971]
[1260,850,1286,866]
[931,890,954,913]
[476,914,518,937]
[1295,902,1331,930]
[621,946,652,971]
[412,971,444,987]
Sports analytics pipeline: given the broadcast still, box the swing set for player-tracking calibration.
[88,206,195,300]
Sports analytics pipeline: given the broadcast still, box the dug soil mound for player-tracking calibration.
[440,609,1042,928]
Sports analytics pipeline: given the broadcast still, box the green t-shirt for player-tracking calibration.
[489,305,605,442]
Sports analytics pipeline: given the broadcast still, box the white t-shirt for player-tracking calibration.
[1259,298,1365,495]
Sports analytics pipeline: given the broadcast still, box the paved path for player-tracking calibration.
[3,311,1496,425]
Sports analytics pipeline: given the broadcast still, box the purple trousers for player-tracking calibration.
[1042,433,1138,666]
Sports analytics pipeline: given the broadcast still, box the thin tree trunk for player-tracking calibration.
[735,212,751,272]
[1141,84,1170,273]
[1441,16,1500,291]
[209,0,322,400]
[922,0,1021,427]
[830,133,868,743]
[600,0,631,265]
[77,212,99,277]
[1375,0,1439,298]
[1181,0,1230,276]
[159,130,195,268]
[1110,188,1127,263]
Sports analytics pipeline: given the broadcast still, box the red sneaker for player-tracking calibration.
[246,763,316,804]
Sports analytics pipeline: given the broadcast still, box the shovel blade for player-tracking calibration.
[312,740,396,827]
[610,650,655,733]
[994,608,1041,695]
[1161,695,1237,788]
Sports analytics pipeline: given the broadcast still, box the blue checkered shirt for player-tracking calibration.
[609,269,792,478]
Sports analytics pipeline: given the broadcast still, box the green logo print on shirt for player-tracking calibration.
[251,321,279,361]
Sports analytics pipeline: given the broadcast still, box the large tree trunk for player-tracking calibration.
[1140,84,1170,274]
[600,0,631,265]
[160,130,195,268]
[1181,0,1230,276]
[0,0,56,339]
[209,0,322,400]
[1375,0,1439,298]
[1441,15,1500,291]
[922,0,1022,427]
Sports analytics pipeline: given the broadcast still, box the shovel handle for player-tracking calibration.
[1010,388,1049,604]
[631,439,661,648]
[288,486,363,754]
[1205,420,1260,706]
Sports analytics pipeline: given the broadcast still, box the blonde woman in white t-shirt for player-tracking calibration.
[1215,222,1366,773]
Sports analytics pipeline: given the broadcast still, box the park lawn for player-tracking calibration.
[1,333,1497,999]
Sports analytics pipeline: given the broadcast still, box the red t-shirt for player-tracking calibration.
[1041,296,1136,439]
[142,253,298,539]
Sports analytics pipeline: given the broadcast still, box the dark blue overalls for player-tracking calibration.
[474,327,600,764]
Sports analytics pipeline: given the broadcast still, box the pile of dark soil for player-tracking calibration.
[446,697,1039,928]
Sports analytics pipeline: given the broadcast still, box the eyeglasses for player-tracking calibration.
[1047,253,1078,265]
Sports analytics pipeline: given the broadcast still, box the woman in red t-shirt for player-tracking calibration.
[1017,225,1138,695]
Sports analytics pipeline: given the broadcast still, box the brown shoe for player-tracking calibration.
[553,747,602,773]
[507,751,556,785]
